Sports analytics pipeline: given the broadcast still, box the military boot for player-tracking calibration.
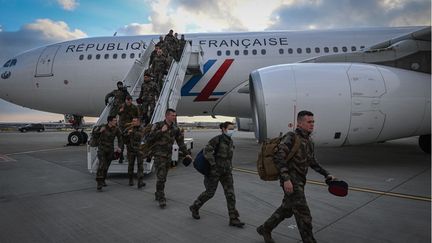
[229,218,245,228]
[97,182,103,191]
[189,205,200,219]
[159,198,166,209]
[102,181,107,187]
[119,154,124,164]
[257,225,275,243]
[128,177,134,186]
[137,180,146,189]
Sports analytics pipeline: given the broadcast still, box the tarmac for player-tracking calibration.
[0,130,430,243]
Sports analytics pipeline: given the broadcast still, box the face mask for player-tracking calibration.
[224,129,235,137]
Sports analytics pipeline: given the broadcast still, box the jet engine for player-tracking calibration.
[249,63,430,151]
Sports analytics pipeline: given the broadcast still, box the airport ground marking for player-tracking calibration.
[5,147,76,156]
[0,154,17,162]
[233,167,431,202]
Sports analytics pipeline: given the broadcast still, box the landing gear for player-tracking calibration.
[418,134,430,154]
[65,114,88,146]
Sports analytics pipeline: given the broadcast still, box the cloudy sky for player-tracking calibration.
[0,0,430,122]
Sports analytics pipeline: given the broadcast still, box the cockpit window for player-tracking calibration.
[3,59,17,67]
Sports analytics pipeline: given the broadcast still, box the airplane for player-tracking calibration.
[0,26,430,153]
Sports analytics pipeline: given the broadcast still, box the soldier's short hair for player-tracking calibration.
[166,108,176,115]
[219,121,234,129]
[107,115,116,122]
[125,95,132,101]
[117,81,123,86]
[297,110,314,121]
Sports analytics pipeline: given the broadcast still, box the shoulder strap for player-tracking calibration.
[285,134,301,161]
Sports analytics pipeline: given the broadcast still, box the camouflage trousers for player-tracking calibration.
[140,100,156,125]
[96,150,114,182]
[154,156,171,200]
[127,150,144,179]
[153,72,165,91]
[192,169,240,219]
[263,186,316,243]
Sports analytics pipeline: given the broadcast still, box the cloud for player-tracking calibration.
[268,0,431,30]
[57,0,79,11]
[0,19,87,62]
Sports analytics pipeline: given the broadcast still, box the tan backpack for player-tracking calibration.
[257,133,301,181]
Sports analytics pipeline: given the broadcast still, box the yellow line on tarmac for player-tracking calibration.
[233,167,431,202]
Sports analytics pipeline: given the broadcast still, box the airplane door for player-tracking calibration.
[35,45,60,77]
[346,64,386,144]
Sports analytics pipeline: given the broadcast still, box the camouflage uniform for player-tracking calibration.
[146,120,190,203]
[139,78,159,125]
[191,134,240,220]
[261,128,330,243]
[164,33,178,60]
[124,125,146,185]
[151,54,170,91]
[177,36,187,61]
[118,103,139,162]
[105,88,130,117]
[95,124,123,186]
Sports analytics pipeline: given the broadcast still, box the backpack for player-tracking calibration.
[139,123,156,156]
[257,133,301,181]
[89,125,103,147]
[193,135,222,176]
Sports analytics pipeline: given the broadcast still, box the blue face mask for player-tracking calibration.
[224,129,235,137]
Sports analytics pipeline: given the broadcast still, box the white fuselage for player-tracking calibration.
[0,27,425,119]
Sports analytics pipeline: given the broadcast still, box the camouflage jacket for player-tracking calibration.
[139,80,159,101]
[105,88,130,107]
[204,134,234,171]
[147,120,189,159]
[124,125,146,154]
[151,55,170,73]
[274,128,330,187]
[97,124,123,152]
[118,103,139,127]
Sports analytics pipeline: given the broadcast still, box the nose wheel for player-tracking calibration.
[67,131,88,146]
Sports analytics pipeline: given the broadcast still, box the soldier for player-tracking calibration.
[189,121,245,228]
[95,115,123,191]
[150,48,171,91]
[138,71,159,125]
[118,95,139,163]
[257,111,336,243]
[124,117,146,188]
[146,108,192,208]
[177,34,187,60]
[104,81,130,117]
[164,29,178,60]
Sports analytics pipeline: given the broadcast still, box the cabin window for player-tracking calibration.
[217,50,222,56]
[297,48,302,54]
[79,55,84,60]
[261,49,266,55]
[234,50,240,56]
[333,47,339,53]
[113,54,118,59]
[306,48,311,54]
[351,46,357,51]
[324,47,329,53]
[243,50,248,55]
[315,47,320,53]
[10,59,17,66]
[104,54,109,59]
[252,49,257,55]
[226,50,231,56]
[342,46,348,52]
[279,48,284,54]
[87,54,92,60]
[130,53,135,59]
[96,54,101,60]
[288,48,293,54]
[121,53,127,59]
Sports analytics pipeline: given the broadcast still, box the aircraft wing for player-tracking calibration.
[302,26,431,74]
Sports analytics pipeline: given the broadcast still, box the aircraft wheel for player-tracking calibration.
[81,131,88,144]
[68,131,83,146]
[418,134,431,154]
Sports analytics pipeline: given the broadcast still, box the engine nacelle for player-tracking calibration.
[249,63,431,146]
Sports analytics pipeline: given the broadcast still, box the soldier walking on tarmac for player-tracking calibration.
[123,117,146,188]
[257,110,336,243]
[146,108,192,208]
[94,115,123,191]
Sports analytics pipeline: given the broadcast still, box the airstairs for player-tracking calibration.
[87,40,203,174]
